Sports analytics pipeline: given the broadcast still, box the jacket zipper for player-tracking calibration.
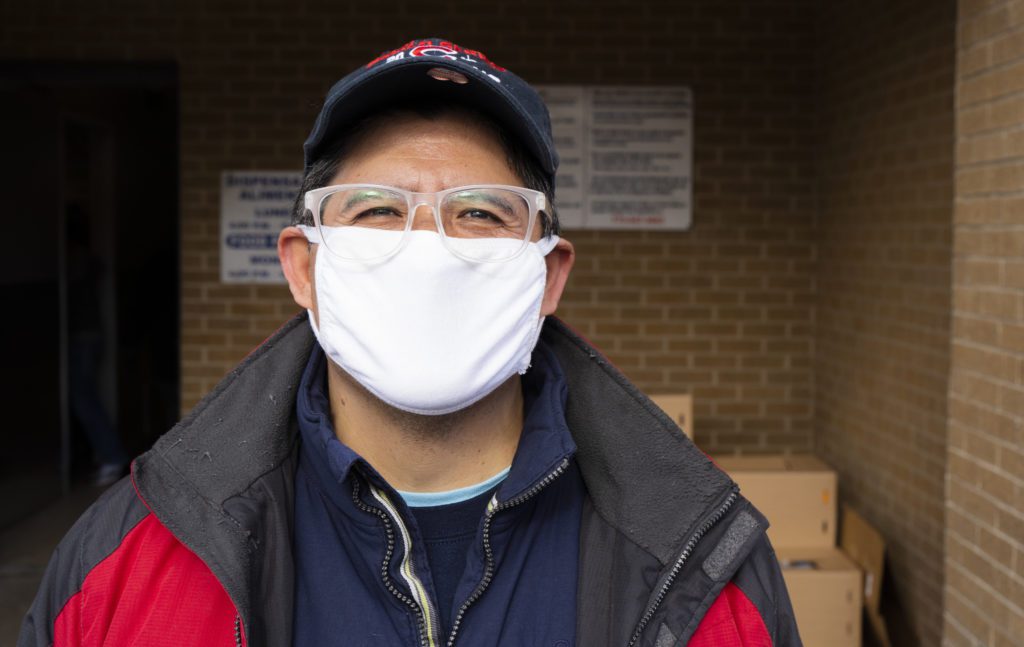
[350,475,436,647]
[625,488,739,647]
[234,614,242,647]
[369,485,443,647]
[445,457,571,647]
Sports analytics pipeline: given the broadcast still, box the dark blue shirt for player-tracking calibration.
[292,339,585,646]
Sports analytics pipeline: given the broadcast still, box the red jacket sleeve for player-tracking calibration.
[688,582,774,647]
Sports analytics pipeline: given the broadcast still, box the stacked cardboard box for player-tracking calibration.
[714,455,863,647]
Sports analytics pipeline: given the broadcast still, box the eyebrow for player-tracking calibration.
[448,190,516,214]
[341,190,396,212]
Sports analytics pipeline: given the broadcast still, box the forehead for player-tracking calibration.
[327,111,521,189]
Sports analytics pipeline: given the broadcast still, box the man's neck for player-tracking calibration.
[325,361,523,492]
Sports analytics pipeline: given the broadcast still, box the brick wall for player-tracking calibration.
[945,0,1024,644]
[0,0,818,454]
[815,1,956,645]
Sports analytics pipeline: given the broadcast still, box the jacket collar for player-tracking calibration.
[539,318,734,566]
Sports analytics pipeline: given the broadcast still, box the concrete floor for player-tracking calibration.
[0,486,104,644]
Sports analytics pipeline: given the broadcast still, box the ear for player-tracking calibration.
[278,226,315,311]
[541,237,575,316]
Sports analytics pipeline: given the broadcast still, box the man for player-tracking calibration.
[21,38,800,646]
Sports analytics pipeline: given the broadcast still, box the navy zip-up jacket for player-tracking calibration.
[292,340,585,646]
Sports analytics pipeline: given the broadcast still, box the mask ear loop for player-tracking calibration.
[296,224,321,244]
[536,235,560,256]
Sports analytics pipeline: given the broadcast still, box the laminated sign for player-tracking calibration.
[220,171,302,283]
[536,86,693,230]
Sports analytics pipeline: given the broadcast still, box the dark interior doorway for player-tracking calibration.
[0,62,179,529]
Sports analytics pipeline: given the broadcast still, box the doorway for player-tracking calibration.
[0,62,179,528]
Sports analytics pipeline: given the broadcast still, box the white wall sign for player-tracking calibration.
[220,171,302,283]
[536,86,693,231]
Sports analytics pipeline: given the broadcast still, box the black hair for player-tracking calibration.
[290,99,559,237]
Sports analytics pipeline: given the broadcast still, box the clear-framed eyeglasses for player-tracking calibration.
[301,184,549,263]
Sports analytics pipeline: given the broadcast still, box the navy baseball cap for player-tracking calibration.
[303,38,558,187]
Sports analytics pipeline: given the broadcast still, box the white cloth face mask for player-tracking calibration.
[297,226,560,416]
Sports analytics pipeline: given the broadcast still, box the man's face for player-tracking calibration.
[278,111,575,329]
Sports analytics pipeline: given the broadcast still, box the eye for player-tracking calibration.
[459,208,504,223]
[356,206,402,219]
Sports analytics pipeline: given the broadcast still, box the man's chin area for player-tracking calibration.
[324,356,519,441]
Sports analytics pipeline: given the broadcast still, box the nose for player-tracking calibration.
[410,202,439,232]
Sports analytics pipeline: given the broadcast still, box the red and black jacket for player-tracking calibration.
[20,314,802,646]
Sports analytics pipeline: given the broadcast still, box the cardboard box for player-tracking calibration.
[713,454,836,549]
[841,505,891,647]
[714,455,861,646]
[779,547,863,647]
[649,393,693,440]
